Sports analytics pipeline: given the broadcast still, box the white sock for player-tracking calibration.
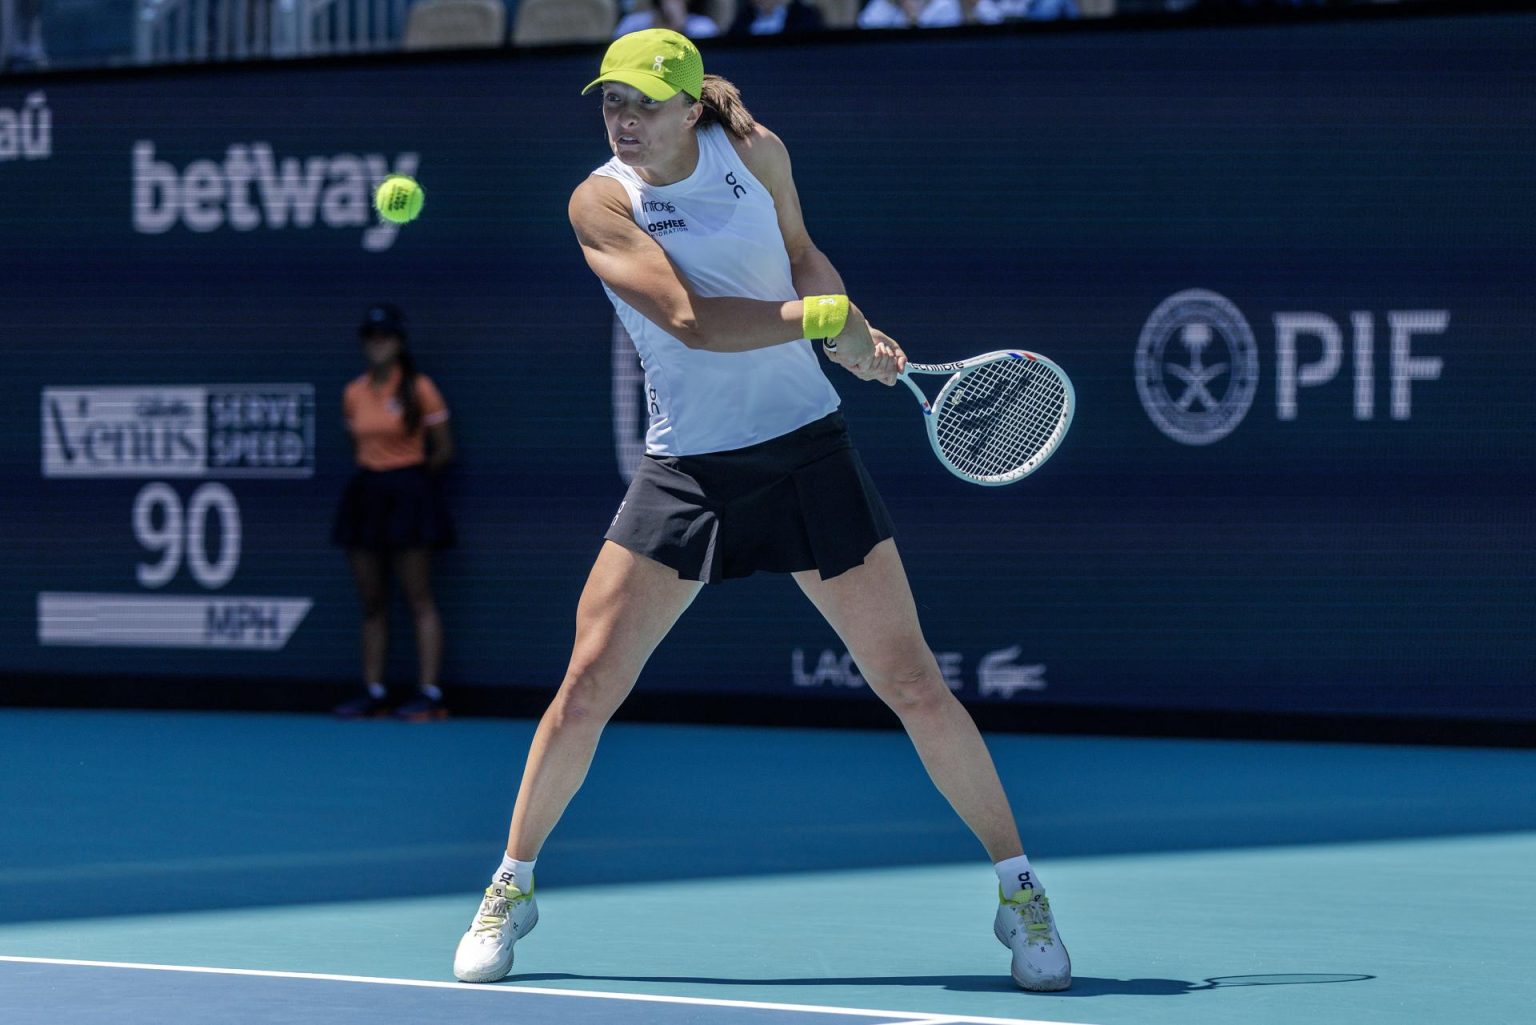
[494,853,535,894]
[995,854,1041,898]
[418,683,443,700]
[366,681,386,699]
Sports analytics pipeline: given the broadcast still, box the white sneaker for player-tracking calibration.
[452,881,538,983]
[993,886,1071,991]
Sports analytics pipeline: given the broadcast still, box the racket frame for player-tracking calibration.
[897,349,1076,486]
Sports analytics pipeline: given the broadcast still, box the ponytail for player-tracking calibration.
[396,346,423,434]
[697,74,755,141]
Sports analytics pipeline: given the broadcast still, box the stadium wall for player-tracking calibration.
[2,13,1532,734]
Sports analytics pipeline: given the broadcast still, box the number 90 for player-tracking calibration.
[133,482,242,590]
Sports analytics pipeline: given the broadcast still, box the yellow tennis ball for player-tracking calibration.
[374,175,424,224]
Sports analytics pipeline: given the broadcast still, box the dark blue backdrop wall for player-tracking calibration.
[3,14,1533,721]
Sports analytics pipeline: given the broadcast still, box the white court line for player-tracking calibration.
[0,956,1098,1025]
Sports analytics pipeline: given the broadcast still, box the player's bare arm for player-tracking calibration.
[571,175,808,354]
[735,124,904,386]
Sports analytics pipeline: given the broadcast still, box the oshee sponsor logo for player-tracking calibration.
[791,645,1047,699]
[1136,288,1447,446]
[646,218,688,236]
[41,384,315,478]
[0,91,50,162]
[132,141,419,252]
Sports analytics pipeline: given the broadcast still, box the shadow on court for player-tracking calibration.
[4,709,1534,924]
[505,972,1377,998]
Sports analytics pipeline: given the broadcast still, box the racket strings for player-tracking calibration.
[932,360,1069,480]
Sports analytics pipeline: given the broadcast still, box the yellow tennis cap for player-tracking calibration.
[581,29,704,102]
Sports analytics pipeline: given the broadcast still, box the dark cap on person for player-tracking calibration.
[359,303,407,338]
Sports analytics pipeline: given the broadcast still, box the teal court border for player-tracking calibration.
[2,712,1534,1025]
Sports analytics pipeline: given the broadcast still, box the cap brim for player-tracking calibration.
[581,69,682,102]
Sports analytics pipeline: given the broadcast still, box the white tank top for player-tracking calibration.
[591,124,841,456]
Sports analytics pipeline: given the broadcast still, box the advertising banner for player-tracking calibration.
[2,14,1532,720]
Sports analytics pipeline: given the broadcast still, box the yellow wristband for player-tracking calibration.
[802,294,849,341]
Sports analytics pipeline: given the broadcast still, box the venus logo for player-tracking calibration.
[653,55,665,71]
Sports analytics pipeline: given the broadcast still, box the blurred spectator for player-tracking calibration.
[614,0,722,38]
[996,0,1079,18]
[916,0,1006,24]
[995,0,1081,17]
[857,0,926,26]
[728,0,826,35]
[1120,0,1340,10]
[332,304,456,723]
[1220,0,1339,8]
[2,0,47,71]
[860,0,1075,28]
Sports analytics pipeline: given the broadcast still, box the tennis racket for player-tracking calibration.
[897,350,1075,486]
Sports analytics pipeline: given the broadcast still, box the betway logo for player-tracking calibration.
[132,141,419,252]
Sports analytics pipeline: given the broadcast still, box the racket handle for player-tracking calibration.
[898,372,932,414]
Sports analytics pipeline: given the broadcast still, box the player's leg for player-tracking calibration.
[393,548,446,719]
[335,548,391,717]
[455,541,701,982]
[506,541,703,858]
[794,539,1021,859]
[793,538,1070,991]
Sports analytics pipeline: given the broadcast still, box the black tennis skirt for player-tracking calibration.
[331,465,456,552]
[606,411,894,583]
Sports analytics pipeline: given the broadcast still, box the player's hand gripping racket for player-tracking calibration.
[897,350,1075,486]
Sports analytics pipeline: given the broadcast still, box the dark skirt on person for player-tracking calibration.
[605,411,894,583]
[331,464,456,551]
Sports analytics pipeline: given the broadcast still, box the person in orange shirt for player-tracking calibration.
[331,304,456,721]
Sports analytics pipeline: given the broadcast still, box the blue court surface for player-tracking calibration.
[2,710,1534,1025]
[0,957,1076,1025]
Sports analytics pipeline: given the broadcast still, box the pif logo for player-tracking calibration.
[1136,290,1259,446]
[1136,289,1447,445]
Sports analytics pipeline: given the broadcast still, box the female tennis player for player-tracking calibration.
[452,29,1070,992]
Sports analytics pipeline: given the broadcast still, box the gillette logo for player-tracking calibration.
[131,141,420,252]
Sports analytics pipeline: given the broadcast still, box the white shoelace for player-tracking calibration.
[472,893,510,937]
[1008,893,1056,946]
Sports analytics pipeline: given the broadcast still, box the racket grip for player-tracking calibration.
[898,372,931,414]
